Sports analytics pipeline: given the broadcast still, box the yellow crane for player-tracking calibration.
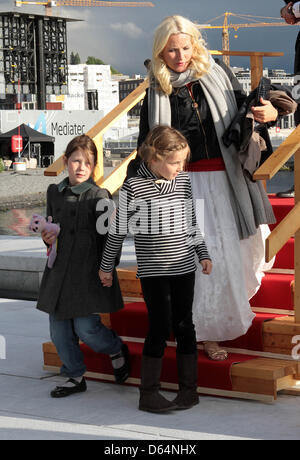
[15,0,154,16]
[200,12,298,66]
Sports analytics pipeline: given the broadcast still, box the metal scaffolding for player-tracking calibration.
[0,13,36,95]
[0,11,72,109]
[43,18,68,94]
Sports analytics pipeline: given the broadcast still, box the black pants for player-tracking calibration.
[140,272,197,358]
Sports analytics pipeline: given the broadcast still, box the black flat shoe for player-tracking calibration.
[50,377,87,398]
[276,187,295,198]
[112,343,130,384]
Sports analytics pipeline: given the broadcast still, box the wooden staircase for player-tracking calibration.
[43,238,300,403]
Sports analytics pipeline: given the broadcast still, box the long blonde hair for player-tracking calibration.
[151,15,211,95]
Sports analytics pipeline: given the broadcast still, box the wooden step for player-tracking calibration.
[231,357,300,400]
[263,316,300,355]
[42,341,300,402]
[117,267,143,299]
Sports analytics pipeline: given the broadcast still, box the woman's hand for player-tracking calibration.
[200,259,213,275]
[41,229,57,246]
[99,269,113,287]
[251,98,278,124]
[281,3,297,24]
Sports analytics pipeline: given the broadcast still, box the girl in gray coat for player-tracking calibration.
[37,135,130,398]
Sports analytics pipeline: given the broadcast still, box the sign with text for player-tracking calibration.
[0,110,105,159]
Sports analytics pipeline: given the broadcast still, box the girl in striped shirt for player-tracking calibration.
[100,126,212,413]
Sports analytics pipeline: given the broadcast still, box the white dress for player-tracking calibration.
[189,170,274,342]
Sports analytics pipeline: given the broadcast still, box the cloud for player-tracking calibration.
[110,22,144,39]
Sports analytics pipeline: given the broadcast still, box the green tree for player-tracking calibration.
[110,66,120,75]
[86,56,105,65]
[70,51,81,64]
[86,56,121,75]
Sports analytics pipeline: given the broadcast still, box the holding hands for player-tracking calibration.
[99,270,113,287]
[100,260,212,286]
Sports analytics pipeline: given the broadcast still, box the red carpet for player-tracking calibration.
[221,313,287,351]
[112,303,287,352]
[110,302,148,339]
[81,341,258,392]
[250,273,294,310]
[94,305,287,392]
[273,238,294,269]
[268,195,294,232]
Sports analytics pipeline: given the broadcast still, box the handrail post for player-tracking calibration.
[250,55,263,90]
[92,134,104,184]
[294,146,300,322]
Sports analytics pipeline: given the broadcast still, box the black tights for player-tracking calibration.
[140,272,197,358]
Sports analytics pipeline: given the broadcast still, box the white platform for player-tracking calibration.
[0,235,137,299]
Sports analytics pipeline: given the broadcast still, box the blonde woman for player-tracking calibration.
[129,15,278,360]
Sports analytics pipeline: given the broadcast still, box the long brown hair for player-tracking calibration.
[64,135,98,165]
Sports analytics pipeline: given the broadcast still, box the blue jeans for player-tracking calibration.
[49,314,123,378]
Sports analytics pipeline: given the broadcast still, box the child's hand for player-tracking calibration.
[200,259,212,275]
[41,229,57,246]
[99,269,113,287]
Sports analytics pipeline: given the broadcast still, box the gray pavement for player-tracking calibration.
[0,168,68,210]
[1,297,300,441]
[0,167,115,211]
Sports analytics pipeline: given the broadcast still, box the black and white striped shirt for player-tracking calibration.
[100,162,210,278]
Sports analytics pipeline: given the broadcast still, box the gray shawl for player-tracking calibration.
[148,59,276,240]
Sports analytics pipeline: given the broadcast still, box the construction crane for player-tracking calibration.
[200,12,298,66]
[15,1,154,16]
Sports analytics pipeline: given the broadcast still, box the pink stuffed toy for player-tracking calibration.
[29,214,60,268]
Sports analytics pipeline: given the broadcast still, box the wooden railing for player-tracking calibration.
[210,50,284,90]
[253,125,300,322]
[45,50,283,194]
[44,79,148,193]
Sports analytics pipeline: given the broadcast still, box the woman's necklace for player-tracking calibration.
[186,83,210,160]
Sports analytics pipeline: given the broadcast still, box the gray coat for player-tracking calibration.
[37,177,124,320]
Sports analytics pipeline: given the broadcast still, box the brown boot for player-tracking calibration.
[173,352,199,410]
[139,355,177,413]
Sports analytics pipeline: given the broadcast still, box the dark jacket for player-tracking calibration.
[127,60,271,178]
[138,59,246,160]
[284,0,300,73]
[222,83,296,165]
[37,177,124,320]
